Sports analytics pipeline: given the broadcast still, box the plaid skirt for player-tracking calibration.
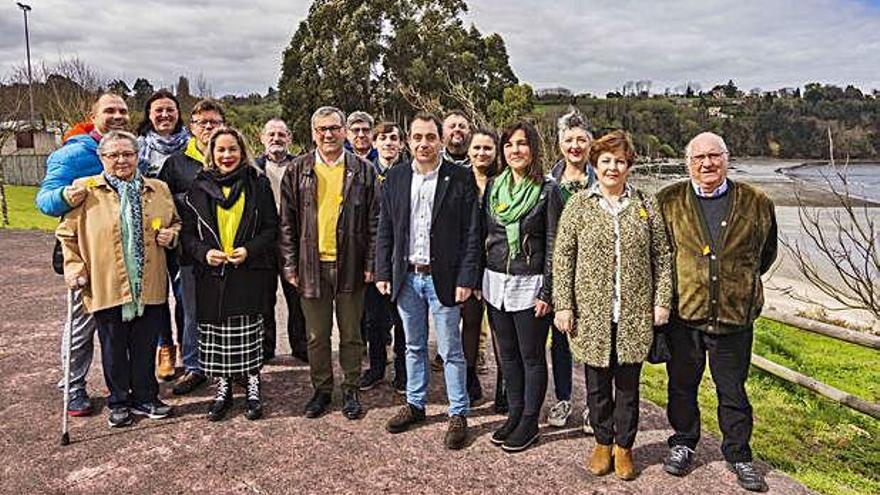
[199,314,264,377]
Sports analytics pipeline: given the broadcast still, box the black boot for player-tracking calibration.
[490,409,522,445]
[501,414,540,452]
[245,373,263,420]
[207,377,232,422]
[467,366,483,403]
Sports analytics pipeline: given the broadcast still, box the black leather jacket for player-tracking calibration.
[481,177,563,302]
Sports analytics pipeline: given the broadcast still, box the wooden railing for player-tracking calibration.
[756,311,880,420]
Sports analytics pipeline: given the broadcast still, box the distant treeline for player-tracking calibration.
[536,82,880,160]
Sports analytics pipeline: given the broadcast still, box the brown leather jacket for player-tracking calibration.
[278,150,379,298]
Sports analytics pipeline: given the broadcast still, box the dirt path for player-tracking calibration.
[0,230,811,494]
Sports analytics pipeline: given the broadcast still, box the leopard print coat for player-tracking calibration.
[552,187,673,367]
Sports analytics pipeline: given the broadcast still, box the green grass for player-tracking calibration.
[0,185,58,231]
[642,318,880,495]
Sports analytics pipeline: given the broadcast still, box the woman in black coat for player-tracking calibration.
[180,127,278,421]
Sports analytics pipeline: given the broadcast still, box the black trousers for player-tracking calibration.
[361,283,405,376]
[263,274,307,358]
[487,304,549,418]
[585,323,642,448]
[460,297,483,367]
[93,304,162,409]
[666,324,755,463]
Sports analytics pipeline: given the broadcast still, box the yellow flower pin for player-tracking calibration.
[702,245,711,256]
[496,203,509,213]
[639,207,648,220]
[85,178,98,189]
[151,218,162,231]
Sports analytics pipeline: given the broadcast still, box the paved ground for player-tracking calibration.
[0,230,812,494]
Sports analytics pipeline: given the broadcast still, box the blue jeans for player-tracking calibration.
[396,273,469,416]
[178,266,201,373]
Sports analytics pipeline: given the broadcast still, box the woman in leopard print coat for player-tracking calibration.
[552,130,672,481]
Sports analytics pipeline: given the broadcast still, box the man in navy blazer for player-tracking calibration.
[375,112,481,450]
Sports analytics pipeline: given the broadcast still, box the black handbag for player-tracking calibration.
[647,324,672,364]
[52,239,64,275]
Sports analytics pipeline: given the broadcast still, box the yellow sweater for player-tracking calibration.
[314,157,345,261]
[217,187,245,254]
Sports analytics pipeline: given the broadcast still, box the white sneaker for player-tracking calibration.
[583,407,593,435]
[547,400,572,427]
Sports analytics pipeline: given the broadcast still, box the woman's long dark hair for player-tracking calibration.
[136,89,184,136]
[499,120,544,183]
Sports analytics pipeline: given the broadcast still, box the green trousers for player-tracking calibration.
[299,262,366,393]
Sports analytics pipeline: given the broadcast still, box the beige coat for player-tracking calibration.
[56,174,181,314]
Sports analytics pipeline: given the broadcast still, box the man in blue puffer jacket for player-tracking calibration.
[36,93,130,416]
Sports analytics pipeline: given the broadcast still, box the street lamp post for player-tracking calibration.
[17,2,35,129]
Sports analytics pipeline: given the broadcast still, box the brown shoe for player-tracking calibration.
[613,444,637,481]
[444,414,468,450]
[589,444,613,476]
[157,345,176,380]
[172,371,207,395]
[386,404,426,433]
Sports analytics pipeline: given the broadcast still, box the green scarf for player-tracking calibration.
[104,171,145,322]
[489,168,542,260]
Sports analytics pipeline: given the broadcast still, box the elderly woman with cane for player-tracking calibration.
[553,130,672,480]
[57,130,181,429]
[180,127,278,422]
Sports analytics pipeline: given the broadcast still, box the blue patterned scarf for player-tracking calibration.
[105,170,145,321]
[138,128,190,177]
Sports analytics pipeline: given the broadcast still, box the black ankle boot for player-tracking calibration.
[490,409,522,445]
[501,414,540,452]
[467,366,483,403]
[208,377,233,422]
[244,374,263,420]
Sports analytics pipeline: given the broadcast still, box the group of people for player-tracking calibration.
[38,89,777,492]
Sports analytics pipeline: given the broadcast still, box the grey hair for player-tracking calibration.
[97,130,139,154]
[685,132,729,158]
[262,118,290,135]
[346,110,374,128]
[557,109,593,144]
[310,106,346,129]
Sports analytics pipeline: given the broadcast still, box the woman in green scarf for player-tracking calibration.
[57,130,181,428]
[481,121,563,452]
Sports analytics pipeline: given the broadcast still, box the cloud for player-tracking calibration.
[1,0,879,96]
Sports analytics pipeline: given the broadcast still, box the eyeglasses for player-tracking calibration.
[690,152,727,164]
[315,125,343,134]
[101,151,137,161]
[193,119,224,128]
[350,126,371,135]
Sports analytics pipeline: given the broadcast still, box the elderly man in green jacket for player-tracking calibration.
[656,132,777,493]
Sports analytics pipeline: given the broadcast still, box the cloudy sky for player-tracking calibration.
[1,0,879,96]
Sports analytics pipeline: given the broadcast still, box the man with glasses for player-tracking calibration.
[160,99,226,396]
[279,106,378,420]
[346,111,378,162]
[255,118,308,363]
[37,92,130,416]
[656,132,777,492]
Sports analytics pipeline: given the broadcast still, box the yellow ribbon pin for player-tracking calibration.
[85,178,98,189]
[639,207,648,220]
[702,245,711,256]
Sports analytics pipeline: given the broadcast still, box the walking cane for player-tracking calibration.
[60,287,73,446]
